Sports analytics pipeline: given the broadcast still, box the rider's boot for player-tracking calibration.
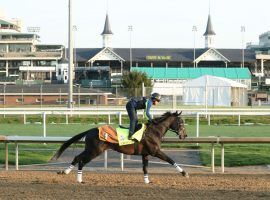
[128,132,134,140]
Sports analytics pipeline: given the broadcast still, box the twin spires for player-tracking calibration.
[204,14,216,49]
[101,13,113,48]
[204,14,215,36]
[100,11,215,49]
[101,14,113,35]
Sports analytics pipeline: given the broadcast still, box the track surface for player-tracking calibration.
[0,171,270,200]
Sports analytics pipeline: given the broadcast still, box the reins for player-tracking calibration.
[146,113,182,137]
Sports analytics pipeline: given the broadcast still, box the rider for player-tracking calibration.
[126,92,161,140]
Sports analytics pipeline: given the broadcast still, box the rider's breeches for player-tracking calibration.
[126,102,138,135]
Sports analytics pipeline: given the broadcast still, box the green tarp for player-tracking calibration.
[131,67,251,80]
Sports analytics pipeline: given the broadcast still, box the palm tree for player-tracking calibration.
[122,71,152,97]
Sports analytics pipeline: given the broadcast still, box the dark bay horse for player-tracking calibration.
[51,111,188,183]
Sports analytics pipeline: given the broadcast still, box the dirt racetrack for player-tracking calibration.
[0,171,270,200]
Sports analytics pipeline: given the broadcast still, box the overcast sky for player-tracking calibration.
[1,0,269,48]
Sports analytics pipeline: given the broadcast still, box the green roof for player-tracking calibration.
[0,19,15,26]
[131,67,251,79]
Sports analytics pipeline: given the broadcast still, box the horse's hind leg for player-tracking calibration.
[57,151,83,175]
[57,148,91,175]
[76,150,101,183]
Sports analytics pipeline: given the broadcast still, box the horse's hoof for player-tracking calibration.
[182,171,189,178]
[77,180,84,184]
[144,180,150,184]
[57,170,65,175]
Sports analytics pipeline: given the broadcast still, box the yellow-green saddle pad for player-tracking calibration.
[116,124,146,146]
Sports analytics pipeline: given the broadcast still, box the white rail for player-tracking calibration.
[0,109,270,138]
[2,136,270,173]
[1,107,270,112]
[196,111,270,137]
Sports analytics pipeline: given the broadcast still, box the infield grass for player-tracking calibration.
[0,123,269,166]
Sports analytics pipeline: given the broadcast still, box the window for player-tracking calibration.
[16,98,24,103]
[36,98,44,103]
[56,98,64,103]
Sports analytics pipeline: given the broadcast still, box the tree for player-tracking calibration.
[122,71,153,97]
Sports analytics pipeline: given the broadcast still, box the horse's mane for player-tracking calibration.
[151,111,175,124]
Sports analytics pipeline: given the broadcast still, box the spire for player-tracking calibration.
[203,14,215,36]
[101,13,113,35]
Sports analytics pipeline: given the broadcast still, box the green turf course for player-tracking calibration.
[0,124,96,165]
[0,123,269,166]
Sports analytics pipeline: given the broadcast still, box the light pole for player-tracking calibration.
[75,84,81,108]
[40,84,43,108]
[128,25,133,70]
[192,26,197,68]
[3,84,6,115]
[68,0,74,108]
[241,26,245,68]
[78,84,80,108]
[73,25,77,68]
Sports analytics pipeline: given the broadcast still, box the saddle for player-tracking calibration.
[98,124,146,146]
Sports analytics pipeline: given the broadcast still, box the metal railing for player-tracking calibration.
[196,111,270,137]
[0,109,270,137]
[1,136,270,173]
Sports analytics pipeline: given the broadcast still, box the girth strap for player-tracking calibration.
[134,141,139,155]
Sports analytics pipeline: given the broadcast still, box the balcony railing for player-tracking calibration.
[0,52,62,58]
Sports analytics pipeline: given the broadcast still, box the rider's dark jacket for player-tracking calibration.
[129,97,152,120]
[126,97,153,135]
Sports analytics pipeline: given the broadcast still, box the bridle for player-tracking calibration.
[169,116,184,136]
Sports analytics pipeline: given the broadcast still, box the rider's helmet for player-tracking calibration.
[151,93,161,102]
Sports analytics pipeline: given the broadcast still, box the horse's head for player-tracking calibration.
[169,111,187,140]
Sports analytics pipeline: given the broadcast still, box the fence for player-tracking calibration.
[195,111,270,137]
[1,84,267,108]
[1,136,270,173]
[0,109,270,137]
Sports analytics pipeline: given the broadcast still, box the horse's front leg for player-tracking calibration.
[154,150,189,178]
[142,155,150,184]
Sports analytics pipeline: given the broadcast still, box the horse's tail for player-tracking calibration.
[51,130,89,160]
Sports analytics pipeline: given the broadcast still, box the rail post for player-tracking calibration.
[211,143,215,173]
[120,153,124,171]
[196,113,200,137]
[5,142,8,170]
[15,142,19,170]
[118,111,124,171]
[221,143,225,173]
[196,113,200,146]
[238,114,241,126]
[118,112,122,125]
[104,150,107,170]
[43,112,46,137]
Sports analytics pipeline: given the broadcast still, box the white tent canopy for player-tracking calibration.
[153,82,184,96]
[183,75,247,107]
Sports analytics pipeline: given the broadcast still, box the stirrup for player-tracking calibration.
[128,134,133,140]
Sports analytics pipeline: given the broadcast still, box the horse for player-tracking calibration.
[51,111,188,183]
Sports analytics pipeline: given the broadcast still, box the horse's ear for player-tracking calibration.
[178,111,182,116]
